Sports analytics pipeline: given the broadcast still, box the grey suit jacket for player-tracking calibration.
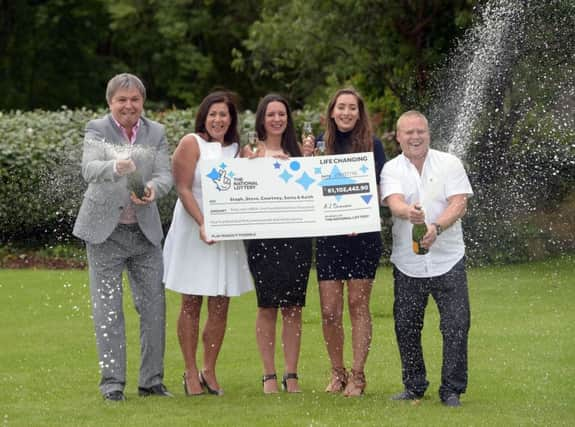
[73,114,172,246]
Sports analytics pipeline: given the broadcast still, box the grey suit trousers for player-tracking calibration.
[86,223,165,394]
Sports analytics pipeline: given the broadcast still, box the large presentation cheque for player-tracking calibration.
[200,152,381,240]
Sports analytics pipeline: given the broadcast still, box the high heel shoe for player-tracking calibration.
[282,373,301,393]
[343,369,366,397]
[325,367,348,393]
[262,373,279,394]
[199,371,224,396]
[183,372,204,396]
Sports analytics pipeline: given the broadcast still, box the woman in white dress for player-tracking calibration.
[163,91,253,396]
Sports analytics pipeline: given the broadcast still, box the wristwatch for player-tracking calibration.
[433,223,443,236]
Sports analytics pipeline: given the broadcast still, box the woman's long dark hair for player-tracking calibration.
[195,90,240,146]
[324,88,373,154]
[255,94,302,157]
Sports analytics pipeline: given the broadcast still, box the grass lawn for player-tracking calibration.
[1,255,574,426]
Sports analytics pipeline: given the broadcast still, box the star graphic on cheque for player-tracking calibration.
[273,161,281,169]
[279,169,293,183]
[206,168,220,180]
[296,172,315,191]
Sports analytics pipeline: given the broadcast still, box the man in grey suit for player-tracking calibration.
[73,73,173,401]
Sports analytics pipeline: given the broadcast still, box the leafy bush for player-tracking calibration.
[1,108,572,264]
[0,107,195,244]
[0,107,325,246]
[1,108,91,244]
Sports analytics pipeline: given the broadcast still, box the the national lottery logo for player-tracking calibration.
[206,163,232,191]
[205,161,258,191]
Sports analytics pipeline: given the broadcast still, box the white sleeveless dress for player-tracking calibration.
[163,134,253,296]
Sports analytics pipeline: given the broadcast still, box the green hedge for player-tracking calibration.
[1,108,572,264]
[0,107,318,245]
[0,108,197,244]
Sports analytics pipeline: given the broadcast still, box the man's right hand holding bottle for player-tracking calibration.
[115,158,136,176]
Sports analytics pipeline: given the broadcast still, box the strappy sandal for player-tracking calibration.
[282,373,301,393]
[343,369,366,397]
[183,372,204,396]
[262,373,279,394]
[325,367,348,393]
[199,371,224,396]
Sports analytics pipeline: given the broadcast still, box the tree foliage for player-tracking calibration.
[233,0,475,128]
[0,0,111,109]
[0,0,262,110]
[100,0,262,108]
[0,107,192,244]
[1,0,474,119]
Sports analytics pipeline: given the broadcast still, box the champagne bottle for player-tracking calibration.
[247,131,259,153]
[315,139,326,155]
[127,169,146,199]
[412,206,428,255]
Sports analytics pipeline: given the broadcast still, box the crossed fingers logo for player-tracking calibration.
[212,168,231,191]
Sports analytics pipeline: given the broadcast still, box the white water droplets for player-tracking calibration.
[433,0,525,158]
[428,0,575,263]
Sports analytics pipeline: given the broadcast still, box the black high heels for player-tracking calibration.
[199,371,224,396]
[183,372,204,396]
[282,373,301,393]
[262,373,278,394]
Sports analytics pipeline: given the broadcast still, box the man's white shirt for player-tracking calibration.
[380,149,473,278]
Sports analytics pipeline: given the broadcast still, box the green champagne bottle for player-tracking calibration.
[412,207,428,255]
[127,170,146,199]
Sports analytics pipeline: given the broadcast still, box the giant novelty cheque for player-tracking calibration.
[200,152,381,240]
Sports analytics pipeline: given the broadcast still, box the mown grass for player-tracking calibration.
[1,256,574,426]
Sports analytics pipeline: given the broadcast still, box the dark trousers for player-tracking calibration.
[393,257,470,399]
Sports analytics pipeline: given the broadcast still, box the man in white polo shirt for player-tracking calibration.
[380,110,473,407]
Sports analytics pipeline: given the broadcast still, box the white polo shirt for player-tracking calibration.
[380,149,473,278]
